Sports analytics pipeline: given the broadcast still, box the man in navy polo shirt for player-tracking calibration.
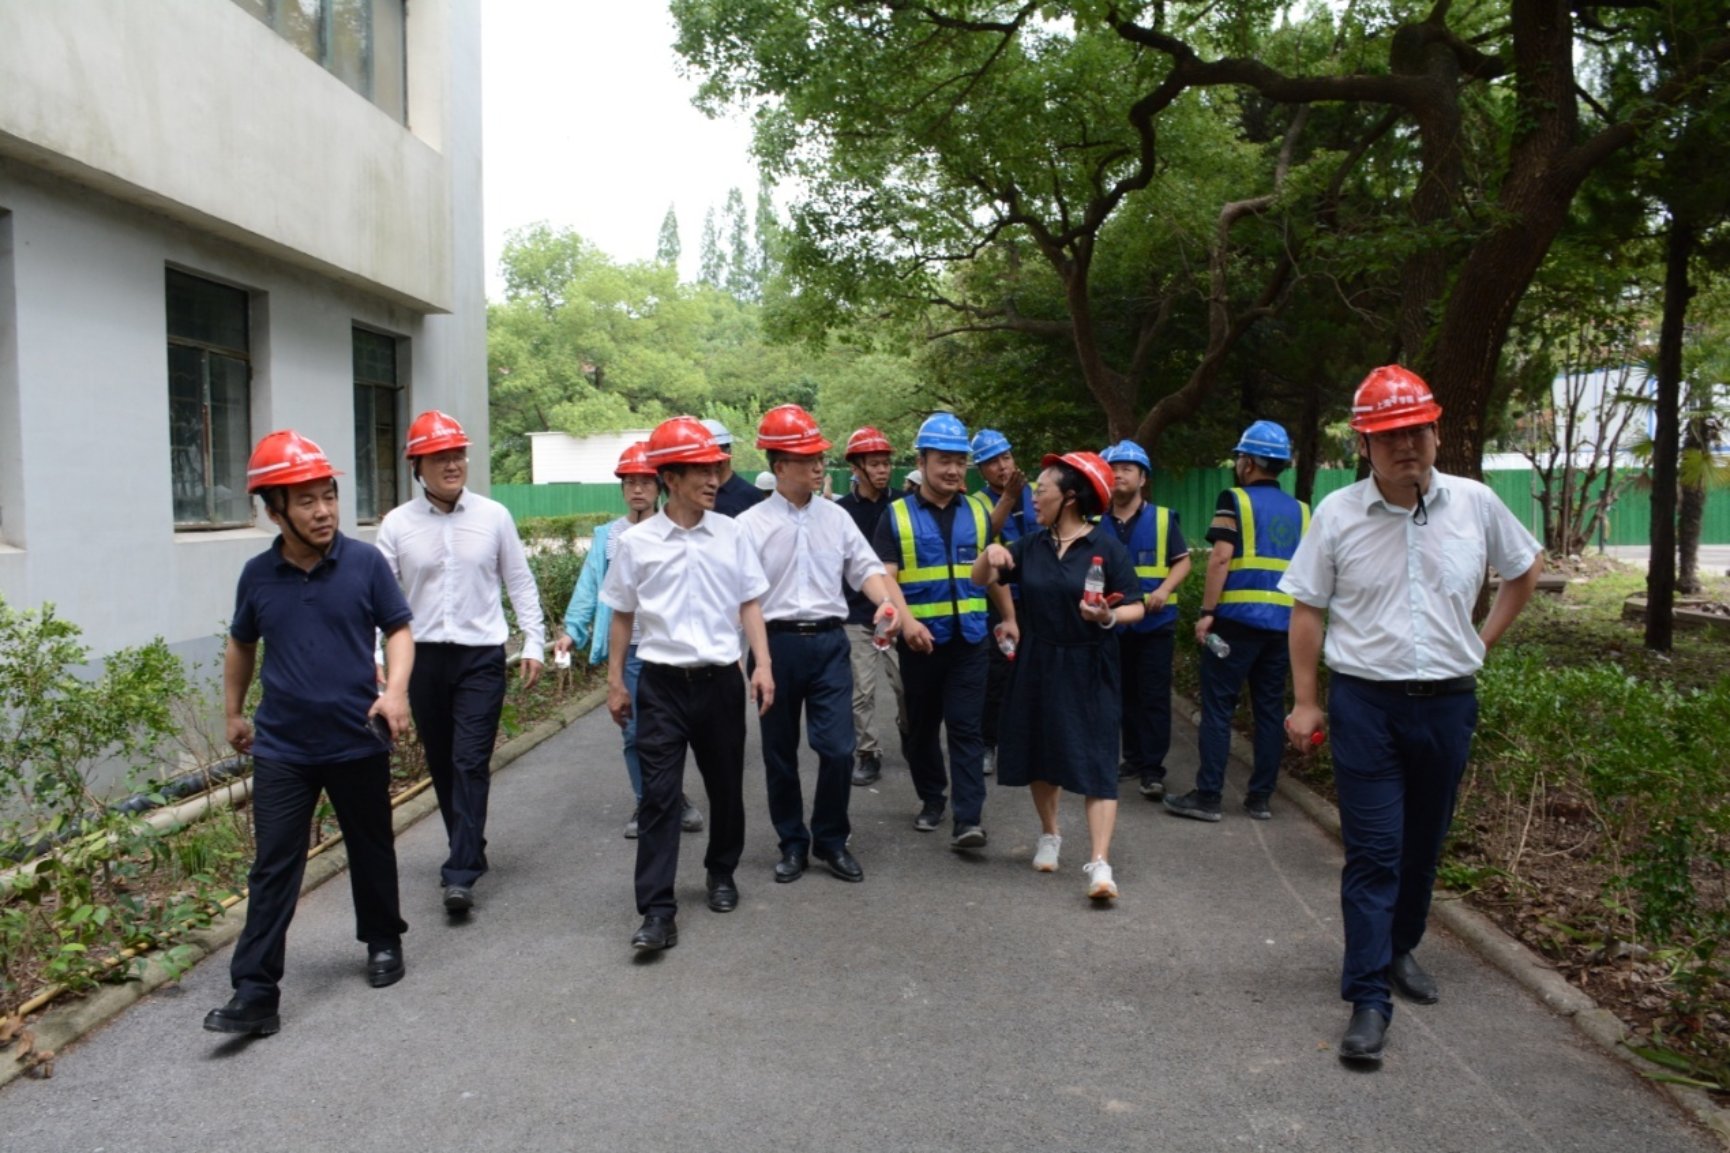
[203,430,415,1038]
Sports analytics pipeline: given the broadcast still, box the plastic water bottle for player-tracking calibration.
[1083,556,1106,606]
[872,605,896,651]
[1203,632,1232,658]
[994,623,1017,661]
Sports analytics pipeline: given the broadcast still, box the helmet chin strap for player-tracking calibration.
[270,492,333,557]
[415,461,460,514]
[1363,448,1429,525]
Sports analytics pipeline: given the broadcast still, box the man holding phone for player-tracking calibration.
[204,430,414,1037]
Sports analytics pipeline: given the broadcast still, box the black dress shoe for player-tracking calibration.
[1390,952,1439,1004]
[773,848,808,883]
[1338,1007,1388,1065]
[914,801,945,832]
[366,946,405,988]
[851,753,882,786]
[813,846,864,883]
[631,914,677,951]
[706,872,739,912]
[442,885,474,914]
[202,995,280,1036]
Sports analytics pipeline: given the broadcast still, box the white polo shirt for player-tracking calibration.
[599,509,770,667]
[736,490,886,622]
[376,487,546,663]
[1278,470,1540,681]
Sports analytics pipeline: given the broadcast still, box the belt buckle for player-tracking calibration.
[1406,681,1437,698]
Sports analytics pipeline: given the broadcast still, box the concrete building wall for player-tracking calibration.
[0,1,486,662]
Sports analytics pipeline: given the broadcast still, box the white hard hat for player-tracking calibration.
[906,469,924,488]
[754,470,776,491]
[700,418,734,446]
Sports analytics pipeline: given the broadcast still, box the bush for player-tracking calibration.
[518,513,613,549]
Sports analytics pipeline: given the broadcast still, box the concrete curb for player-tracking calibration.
[1184,695,1730,1146]
[2,685,608,1090]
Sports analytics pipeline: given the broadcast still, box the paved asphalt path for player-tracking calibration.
[0,684,1716,1152]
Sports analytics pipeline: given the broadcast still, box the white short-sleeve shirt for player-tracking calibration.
[736,490,886,622]
[599,509,770,667]
[1278,470,1541,681]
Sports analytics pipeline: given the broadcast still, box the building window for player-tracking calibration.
[353,328,402,523]
[167,271,253,528]
[233,0,406,122]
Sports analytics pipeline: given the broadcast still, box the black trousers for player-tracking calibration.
[230,755,406,1006]
[981,619,1014,749]
[1118,628,1175,781]
[634,662,748,917]
[409,642,507,888]
[899,637,989,831]
[755,628,855,855]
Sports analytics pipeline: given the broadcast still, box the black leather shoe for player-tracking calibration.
[366,946,405,988]
[950,824,987,850]
[442,885,474,914]
[1338,1007,1388,1065]
[631,915,677,951]
[706,872,739,912]
[680,796,706,833]
[1390,952,1439,1004]
[914,801,945,832]
[851,753,882,787]
[202,995,280,1036]
[813,846,864,883]
[773,848,808,883]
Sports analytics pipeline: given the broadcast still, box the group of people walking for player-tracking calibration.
[205,364,1544,1070]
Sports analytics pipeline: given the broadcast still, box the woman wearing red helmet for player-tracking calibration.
[972,451,1146,902]
[1280,366,1544,1066]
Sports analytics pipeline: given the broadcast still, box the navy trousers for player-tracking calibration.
[231,754,405,1006]
[1328,674,1478,1019]
[409,642,507,888]
[633,662,748,917]
[754,628,856,855]
[1117,628,1175,783]
[899,636,989,832]
[1195,628,1289,798]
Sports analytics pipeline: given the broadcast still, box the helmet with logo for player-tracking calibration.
[1233,420,1293,461]
[699,418,735,447]
[755,404,833,455]
[246,430,341,492]
[913,412,971,454]
[1099,439,1151,472]
[1041,450,1114,513]
[969,428,1012,464]
[1349,366,1443,434]
[614,441,656,478]
[404,410,470,458]
[845,427,892,458]
[645,416,731,468]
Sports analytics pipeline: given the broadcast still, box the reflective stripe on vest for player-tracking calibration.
[1120,503,1179,633]
[890,493,991,643]
[1218,486,1309,628]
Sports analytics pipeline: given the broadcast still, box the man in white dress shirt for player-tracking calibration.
[376,411,545,917]
[737,406,906,885]
[601,416,776,952]
[1280,367,1542,1067]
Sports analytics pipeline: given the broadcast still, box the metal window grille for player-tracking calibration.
[167,270,253,528]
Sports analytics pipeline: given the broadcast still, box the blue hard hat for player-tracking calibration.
[1100,439,1151,472]
[914,412,972,454]
[1234,420,1293,461]
[969,428,1012,463]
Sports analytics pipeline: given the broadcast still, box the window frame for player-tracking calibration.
[352,326,404,524]
[167,270,254,531]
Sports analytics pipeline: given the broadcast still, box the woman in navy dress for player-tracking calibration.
[972,451,1143,900]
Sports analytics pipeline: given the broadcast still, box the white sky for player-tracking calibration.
[481,2,763,299]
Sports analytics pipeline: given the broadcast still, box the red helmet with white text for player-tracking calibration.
[644,416,731,468]
[755,404,832,455]
[1349,366,1443,434]
[614,441,656,478]
[246,430,341,492]
[404,410,471,458]
[845,426,893,458]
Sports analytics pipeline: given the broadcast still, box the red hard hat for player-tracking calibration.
[246,430,341,492]
[404,410,471,457]
[845,426,892,458]
[1041,451,1114,512]
[1349,366,1444,434]
[614,441,656,478]
[644,415,730,468]
[755,404,832,454]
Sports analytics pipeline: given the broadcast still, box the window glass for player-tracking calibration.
[353,329,401,522]
[167,272,252,527]
[167,271,248,353]
[209,355,255,524]
[276,0,323,62]
[329,0,370,98]
[228,0,406,122]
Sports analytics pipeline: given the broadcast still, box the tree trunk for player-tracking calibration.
[1645,219,1694,652]
[1294,375,1323,504]
[1678,418,1708,595]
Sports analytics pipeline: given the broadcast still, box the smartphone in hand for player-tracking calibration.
[367,711,394,749]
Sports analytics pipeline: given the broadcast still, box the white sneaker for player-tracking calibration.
[1032,833,1061,872]
[1083,858,1118,900]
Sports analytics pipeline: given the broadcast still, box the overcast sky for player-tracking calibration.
[480,2,763,298]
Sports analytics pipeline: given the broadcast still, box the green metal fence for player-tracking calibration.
[495,469,1730,546]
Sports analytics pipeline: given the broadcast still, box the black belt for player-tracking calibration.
[765,618,845,635]
[643,662,734,681]
[1335,672,1476,697]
